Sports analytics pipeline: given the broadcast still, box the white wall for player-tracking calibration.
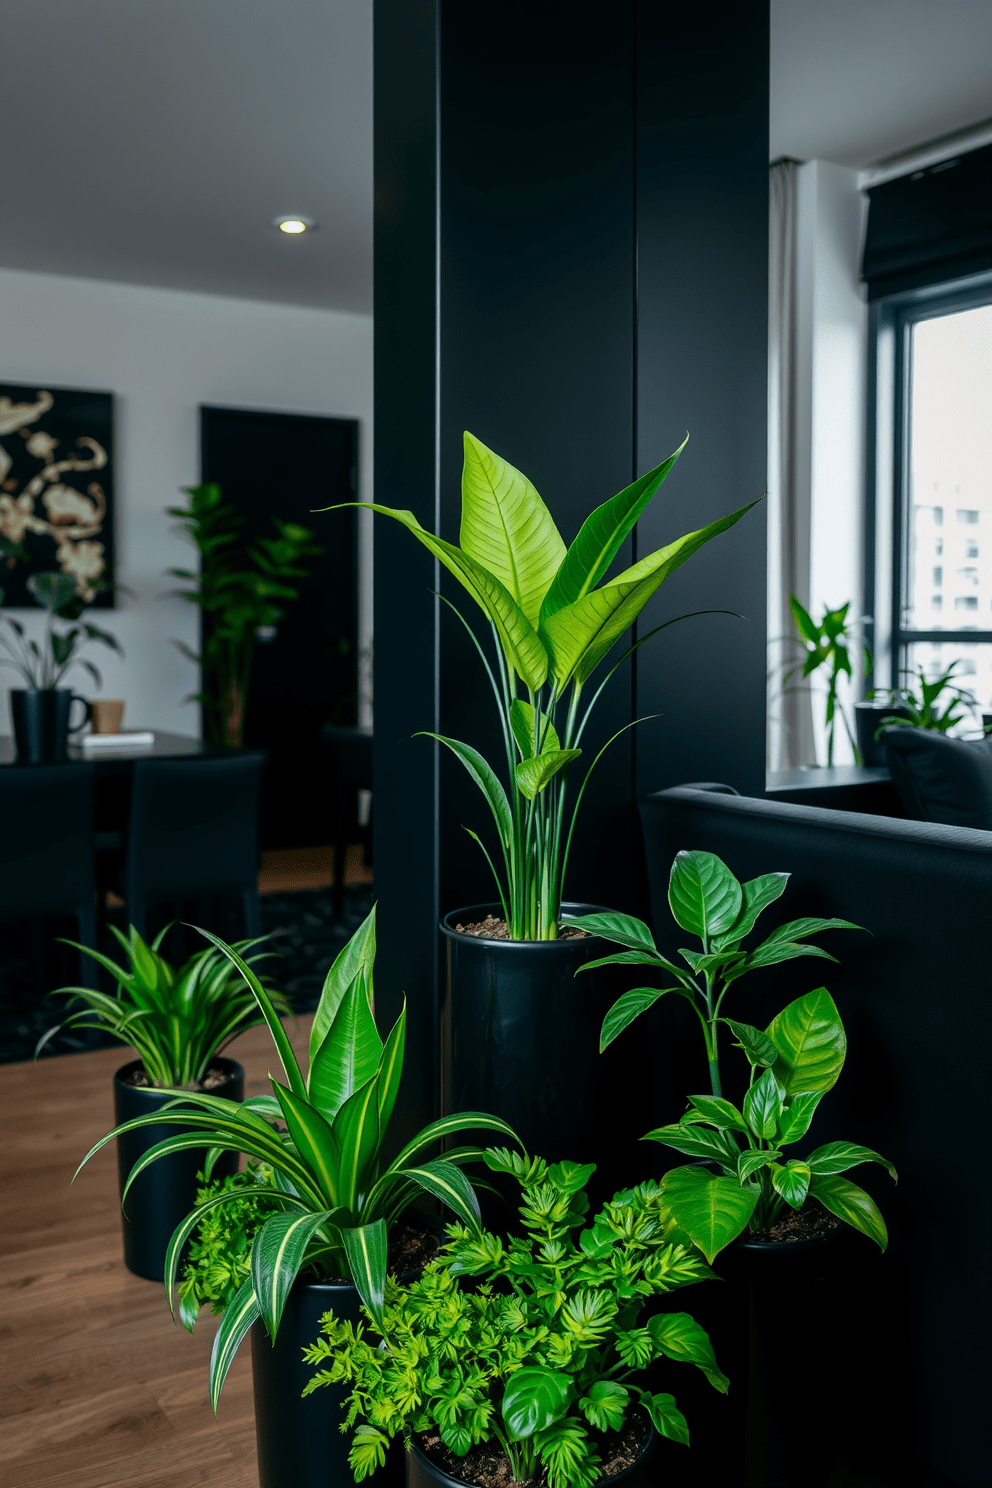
[0,267,373,734]
[796,160,868,764]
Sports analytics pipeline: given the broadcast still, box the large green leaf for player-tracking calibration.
[600,987,670,1052]
[459,432,566,627]
[806,1141,897,1183]
[636,1390,689,1446]
[514,748,582,800]
[668,851,742,942]
[774,1089,824,1145]
[720,1019,778,1068]
[539,440,686,623]
[331,1075,382,1214]
[766,988,847,1096]
[579,1381,629,1432]
[646,1122,738,1167]
[272,1080,342,1207]
[193,927,306,1100]
[647,1312,728,1392]
[565,911,656,954]
[762,917,863,944]
[502,1366,575,1440]
[252,1209,335,1341]
[209,1276,260,1412]
[770,1160,810,1210]
[396,1157,482,1233]
[346,503,548,689]
[714,872,789,948]
[742,1068,783,1140]
[307,970,383,1123]
[538,500,756,685]
[808,1173,888,1250]
[659,1166,757,1262]
[420,733,512,848]
[375,1002,407,1138]
[309,905,376,1062]
[387,1111,522,1175]
[745,940,837,971]
[686,1095,748,1133]
[341,1218,388,1326]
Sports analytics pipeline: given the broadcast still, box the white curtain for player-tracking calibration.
[767,159,815,772]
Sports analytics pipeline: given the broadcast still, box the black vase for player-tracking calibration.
[854,701,913,767]
[113,1057,244,1281]
[10,687,88,763]
[406,1421,655,1488]
[440,903,652,1188]
[252,1278,366,1488]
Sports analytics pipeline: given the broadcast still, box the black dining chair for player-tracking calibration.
[0,761,99,989]
[123,751,265,941]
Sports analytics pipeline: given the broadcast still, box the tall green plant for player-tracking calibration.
[74,908,519,1409]
[331,433,755,940]
[570,851,859,1096]
[36,924,285,1086]
[168,482,322,746]
[786,597,870,765]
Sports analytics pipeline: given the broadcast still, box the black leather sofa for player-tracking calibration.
[640,785,991,1488]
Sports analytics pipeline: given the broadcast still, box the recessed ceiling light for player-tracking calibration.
[273,215,316,235]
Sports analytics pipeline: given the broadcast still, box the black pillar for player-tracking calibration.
[373,0,770,1137]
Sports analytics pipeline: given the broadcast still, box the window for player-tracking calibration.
[871,280,992,714]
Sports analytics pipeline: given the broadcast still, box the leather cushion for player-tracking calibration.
[883,726,992,830]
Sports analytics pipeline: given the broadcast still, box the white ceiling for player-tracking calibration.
[0,0,372,313]
[771,0,992,167]
[2,3,990,313]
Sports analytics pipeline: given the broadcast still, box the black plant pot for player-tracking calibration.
[10,687,88,763]
[407,1420,655,1488]
[440,903,653,1189]
[113,1057,244,1281]
[854,701,913,767]
[252,1277,365,1488]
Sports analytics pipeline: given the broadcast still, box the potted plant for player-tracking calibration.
[167,482,323,746]
[336,431,755,1156]
[862,660,984,764]
[76,908,520,1488]
[303,1148,727,1488]
[571,849,858,1096]
[0,569,122,761]
[38,922,282,1278]
[785,595,871,766]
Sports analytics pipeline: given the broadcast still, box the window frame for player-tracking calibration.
[866,269,992,693]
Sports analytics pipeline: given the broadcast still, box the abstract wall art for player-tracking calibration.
[0,383,115,607]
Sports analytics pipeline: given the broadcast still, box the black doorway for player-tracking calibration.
[200,405,359,848]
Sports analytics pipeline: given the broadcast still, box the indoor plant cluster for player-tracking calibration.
[61,434,896,1488]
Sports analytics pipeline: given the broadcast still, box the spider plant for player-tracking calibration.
[329,432,755,939]
[74,907,519,1410]
[36,924,287,1087]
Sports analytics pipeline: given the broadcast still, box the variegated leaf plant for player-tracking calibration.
[328,433,757,939]
[75,906,520,1410]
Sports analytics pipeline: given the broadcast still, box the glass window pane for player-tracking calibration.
[903,304,992,633]
[903,640,992,728]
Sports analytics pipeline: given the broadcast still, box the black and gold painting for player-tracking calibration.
[0,383,115,607]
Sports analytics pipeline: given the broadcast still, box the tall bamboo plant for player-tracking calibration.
[335,433,756,940]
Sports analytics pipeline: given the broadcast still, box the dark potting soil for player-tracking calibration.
[746,1201,842,1245]
[454,916,589,942]
[390,1221,440,1277]
[121,1062,233,1092]
[416,1411,649,1488]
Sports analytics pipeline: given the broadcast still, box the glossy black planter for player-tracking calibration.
[440,903,652,1185]
[10,687,87,763]
[251,1277,366,1488]
[113,1057,243,1282]
[854,701,913,767]
[407,1420,655,1488]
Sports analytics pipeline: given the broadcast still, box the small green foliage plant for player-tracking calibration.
[786,596,870,765]
[37,923,286,1086]
[75,908,519,1410]
[871,660,981,736]
[0,569,121,689]
[168,482,322,745]
[177,1166,281,1328]
[570,850,859,1096]
[648,987,896,1261]
[333,432,755,939]
[303,1150,727,1488]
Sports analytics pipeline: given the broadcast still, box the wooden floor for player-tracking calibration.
[0,1018,313,1488]
[257,843,372,895]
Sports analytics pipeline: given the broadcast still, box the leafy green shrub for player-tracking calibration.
[303,1150,726,1488]
[178,1166,279,1328]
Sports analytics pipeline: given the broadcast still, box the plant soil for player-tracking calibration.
[454,916,589,942]
[746,1200,842,1245]
[390,1221,440,1278]
[122,1062,232,1091]
[415,1412,649,1488]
